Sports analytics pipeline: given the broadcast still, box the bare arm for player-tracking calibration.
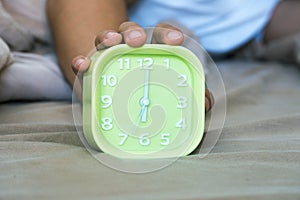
[47,0,128,85]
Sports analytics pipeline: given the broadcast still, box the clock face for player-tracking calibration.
[83,44,205,158]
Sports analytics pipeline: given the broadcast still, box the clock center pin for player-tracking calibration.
[140,98,150,106]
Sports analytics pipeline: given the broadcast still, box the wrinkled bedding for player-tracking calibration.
[1,0,300,199]
[1,59,300,200]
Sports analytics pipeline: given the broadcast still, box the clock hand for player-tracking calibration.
[134,104,147,135]
[141,106,148,122]
[134,67,151,134]
[143,69,150,101]
[141,68,150,122]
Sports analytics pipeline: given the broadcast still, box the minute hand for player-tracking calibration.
[141,68,150,122]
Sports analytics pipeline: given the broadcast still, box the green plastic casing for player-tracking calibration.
[83,44,205,159]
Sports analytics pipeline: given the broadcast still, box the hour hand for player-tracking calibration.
[140,98,150,122]
[134,104,147,135]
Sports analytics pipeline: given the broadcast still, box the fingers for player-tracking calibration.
[72,56,91,101]
[96,22,147,49]
[95,30,123,50]
[119,22,147,47]
[152,23,184,45]
[72,56,91,73]
[95,22,184,50]
[205,89,214,113]
[73,22,147,73]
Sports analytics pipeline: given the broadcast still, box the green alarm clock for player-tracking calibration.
[83,44,205,159]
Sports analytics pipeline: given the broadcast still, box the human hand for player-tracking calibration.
[71,22,184,71]
[71,21,213,112]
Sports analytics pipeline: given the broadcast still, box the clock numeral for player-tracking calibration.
[101,117,113,131]
[164,59,170,70]
[138,58,154,70]
[139,133,150,146]
[101,75,118,87]
[178,74,188,87]
[101,95,112,108]
[118,133,128,146]
[177,96,188,109]
[118,58,130,70]
[176,118,187,130]
[117,133,172,146]
[161,133,170,146]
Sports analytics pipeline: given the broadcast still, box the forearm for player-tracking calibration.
[47,0,128,85]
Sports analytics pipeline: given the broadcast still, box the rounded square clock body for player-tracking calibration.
[83,44,205,159]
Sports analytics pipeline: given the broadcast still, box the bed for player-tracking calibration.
[1,56,300,199]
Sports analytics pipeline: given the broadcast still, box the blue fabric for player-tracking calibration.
[128,0,280,54]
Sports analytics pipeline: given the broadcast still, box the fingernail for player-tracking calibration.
[128,30,143,39]
[73,57,87,70]
[167,31,182,40]
[105,32,118,39]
